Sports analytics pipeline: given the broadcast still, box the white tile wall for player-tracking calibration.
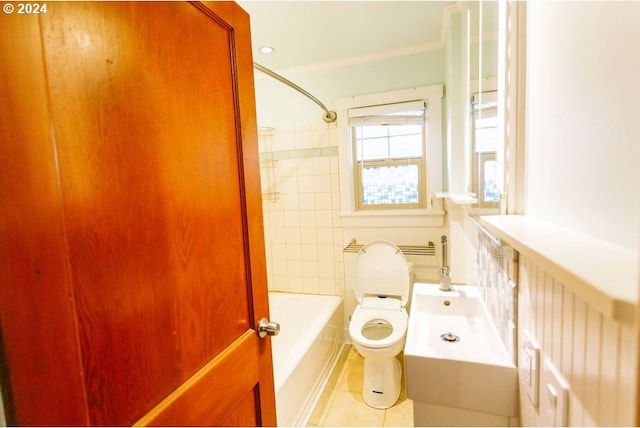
[518,255,638,426]
[259,124,344,297]
[476,230,518,363]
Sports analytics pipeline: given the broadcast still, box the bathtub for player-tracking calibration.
[268,292,345,427]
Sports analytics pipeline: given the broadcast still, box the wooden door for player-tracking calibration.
[0,2,276,425]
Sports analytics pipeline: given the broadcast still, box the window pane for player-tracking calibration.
[355,123,423,160]
[357,136,388,160]
[389,134,422,158]
[357,125,389,139]
[388,124,422,136]
[475,115,498,128]
[474,115,498,152]
[483,160,500,202]
[361,164,419,205]
[475,128,498,152]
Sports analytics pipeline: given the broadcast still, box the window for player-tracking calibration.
[349,101,427,210]
[471,91,499,208]
[336,85,443,221]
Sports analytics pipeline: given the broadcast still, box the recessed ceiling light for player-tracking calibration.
[259,46,275,54]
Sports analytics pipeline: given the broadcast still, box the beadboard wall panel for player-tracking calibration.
[518,255,637,426]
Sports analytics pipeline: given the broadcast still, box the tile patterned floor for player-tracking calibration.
[307,346,413,427]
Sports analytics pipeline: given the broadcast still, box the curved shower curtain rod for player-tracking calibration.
[253,62,337,123]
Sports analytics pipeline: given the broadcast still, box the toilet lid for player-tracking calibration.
[354,240,410,306]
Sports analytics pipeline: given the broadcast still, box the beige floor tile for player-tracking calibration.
[307,386,335,426]
[383,397,414,427]
[321,389,386,427]
[308,346,350,426]
[336,347,364,393]
[308,345,414,427]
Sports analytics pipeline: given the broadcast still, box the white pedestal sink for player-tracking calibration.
[404,282,518,426]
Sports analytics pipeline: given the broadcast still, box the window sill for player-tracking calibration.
[479,215,638,325]
[340,209,445,229]
[435,191,478,205]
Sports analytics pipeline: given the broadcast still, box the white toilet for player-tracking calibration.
[349,239,410,409]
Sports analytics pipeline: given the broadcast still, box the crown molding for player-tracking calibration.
[273,41,445,77]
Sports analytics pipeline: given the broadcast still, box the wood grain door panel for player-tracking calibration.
[137,331,260,426]
[0,2,275,425]
[41,4,252,423]
[0,12,90,426]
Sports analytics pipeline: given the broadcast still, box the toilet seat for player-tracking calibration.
[349,304,408,349]
[350,240,410,349]
[353,240,410,306]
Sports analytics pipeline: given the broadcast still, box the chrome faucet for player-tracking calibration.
[439,235,452,291]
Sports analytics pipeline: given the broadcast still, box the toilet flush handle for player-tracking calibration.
[257,318,280,338]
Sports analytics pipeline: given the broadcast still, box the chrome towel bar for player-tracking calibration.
[343,239,435,256]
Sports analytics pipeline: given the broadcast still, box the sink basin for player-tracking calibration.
[405,282,517,417]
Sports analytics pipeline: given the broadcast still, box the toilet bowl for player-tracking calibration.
[349,240,410,409]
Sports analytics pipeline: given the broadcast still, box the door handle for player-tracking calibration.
[257,318,280,338]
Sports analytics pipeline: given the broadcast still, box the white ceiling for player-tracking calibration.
[238,1,455,72]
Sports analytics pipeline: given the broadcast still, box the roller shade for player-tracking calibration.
[471,91,498,109]
[348,100,426,126]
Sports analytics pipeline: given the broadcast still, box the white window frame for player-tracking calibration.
[350,100,427,211]
[470,90,500,209]
[336,85,444,221]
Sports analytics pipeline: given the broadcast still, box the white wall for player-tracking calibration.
[519,2,640,425]
[444,9,470,194]
[524,1,640,251]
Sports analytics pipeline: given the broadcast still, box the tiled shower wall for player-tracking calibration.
[258,124,344,297]
[518,255,637,426]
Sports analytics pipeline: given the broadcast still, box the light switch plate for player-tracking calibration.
[521,330,540,408]
[541,357,569,427]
